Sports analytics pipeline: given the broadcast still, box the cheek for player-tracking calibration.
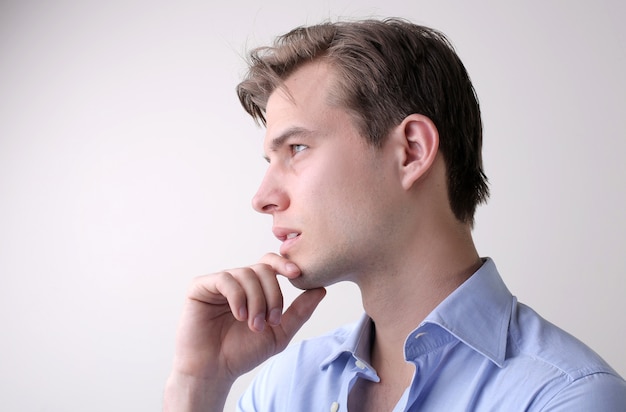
[320,175,386,234]
[298,152,394,230]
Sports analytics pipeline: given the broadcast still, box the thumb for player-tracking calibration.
[279,288,326,341]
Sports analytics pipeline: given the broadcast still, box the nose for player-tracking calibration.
[251,167,289,214]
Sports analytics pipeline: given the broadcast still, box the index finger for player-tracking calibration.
[258,253,301,279]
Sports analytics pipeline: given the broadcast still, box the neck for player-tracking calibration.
[356,219,482,374]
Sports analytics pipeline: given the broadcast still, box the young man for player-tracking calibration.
[164,18,626,411]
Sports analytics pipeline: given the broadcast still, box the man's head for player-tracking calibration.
[238,17,489,225]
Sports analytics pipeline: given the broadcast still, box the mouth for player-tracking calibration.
[279,233,300,256]
[273,227,301,242]
[273,227,302,255]
[277,232,301,243]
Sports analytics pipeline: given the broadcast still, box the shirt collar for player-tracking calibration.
[320,312,373,370]
[320,258,512,369]
[421,258,512,367]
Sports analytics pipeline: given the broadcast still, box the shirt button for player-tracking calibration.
[355,360,366,369]
[330,401,339,412]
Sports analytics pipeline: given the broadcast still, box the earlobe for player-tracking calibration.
[399,114,439,190]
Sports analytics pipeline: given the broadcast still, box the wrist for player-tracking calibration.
[164,372,233,412]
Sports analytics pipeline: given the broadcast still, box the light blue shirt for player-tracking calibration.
[238,259,626,411]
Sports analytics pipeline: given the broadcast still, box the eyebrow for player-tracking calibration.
[263,127,313,162]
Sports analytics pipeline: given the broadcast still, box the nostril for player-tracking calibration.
[251,192,278,214]
[262,203,279,213]
[252,177,289,213]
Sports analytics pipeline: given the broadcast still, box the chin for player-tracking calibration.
[288,265,343,291]
[287,265,335,290]
[288,275,324,291]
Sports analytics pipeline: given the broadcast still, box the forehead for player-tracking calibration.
[264,60,336,135]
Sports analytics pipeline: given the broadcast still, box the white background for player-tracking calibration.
[1,1,624,410]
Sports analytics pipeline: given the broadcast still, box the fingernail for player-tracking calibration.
[253,314,266,332]
[268,308,282,326]
[239,307,248,320]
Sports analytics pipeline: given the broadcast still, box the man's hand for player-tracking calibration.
[164,253,326,411]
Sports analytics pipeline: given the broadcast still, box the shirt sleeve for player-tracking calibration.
[540,372,626,411]
[236,345,299,412]
[236,362,279,412]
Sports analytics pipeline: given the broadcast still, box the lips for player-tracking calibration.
[272,227,301,242]
[273,227,301,255]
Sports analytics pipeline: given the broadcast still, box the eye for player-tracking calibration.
[290,144,308,155]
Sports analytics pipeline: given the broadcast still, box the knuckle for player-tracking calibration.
[209,271,235,289]
[260,252,277,261]
[259,252,282,265]
[250,262,274,276]
[232,267,258,282]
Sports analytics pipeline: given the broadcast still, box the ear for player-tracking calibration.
[395,114,439,190]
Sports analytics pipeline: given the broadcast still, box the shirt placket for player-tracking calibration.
[330,356,379,411]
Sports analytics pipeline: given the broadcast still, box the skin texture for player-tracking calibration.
[253,61,410,291]
[164,59,481,411]
[164,253,326,412]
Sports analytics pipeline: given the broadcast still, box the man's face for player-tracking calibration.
[252,60,405,289]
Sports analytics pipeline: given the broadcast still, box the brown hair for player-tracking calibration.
[237,18,489,225]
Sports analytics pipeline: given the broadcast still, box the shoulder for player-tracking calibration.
[506,301,626,409]
[541,372,626,411]
[509,302,617,378]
